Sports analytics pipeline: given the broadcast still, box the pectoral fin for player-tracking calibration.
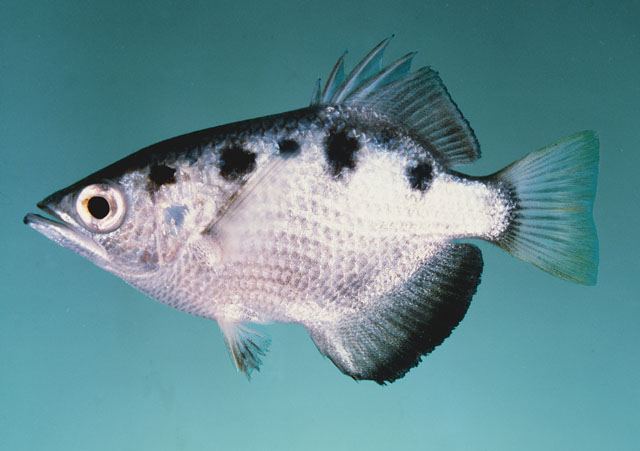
[219,321,271,378]
[308,243,483,384]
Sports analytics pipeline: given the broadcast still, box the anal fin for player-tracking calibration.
[219,321,271,379]
[308,243,483,384]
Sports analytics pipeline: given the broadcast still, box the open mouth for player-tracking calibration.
[24,200,76,234]
[24,201,65,227]
[23,202,109,263]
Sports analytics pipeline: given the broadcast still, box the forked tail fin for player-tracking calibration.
[492,131,599,285]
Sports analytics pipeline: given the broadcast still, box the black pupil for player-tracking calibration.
[87,196,110,219]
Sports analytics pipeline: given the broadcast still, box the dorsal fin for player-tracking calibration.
[331,37,391,103]
[311,40,481,166]
[321,51,346,103]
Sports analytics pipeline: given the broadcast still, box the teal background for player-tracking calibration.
[2,1,639,450]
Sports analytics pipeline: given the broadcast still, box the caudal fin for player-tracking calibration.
[493,131,599,285]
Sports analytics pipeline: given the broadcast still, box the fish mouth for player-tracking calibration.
[23,202,110,267]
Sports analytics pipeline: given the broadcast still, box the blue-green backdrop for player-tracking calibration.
[2,1,639,450]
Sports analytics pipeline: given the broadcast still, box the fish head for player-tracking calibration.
[24,168,169,280]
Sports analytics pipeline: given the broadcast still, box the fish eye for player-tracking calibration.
[88,196,110,219]
[76,183,126,233]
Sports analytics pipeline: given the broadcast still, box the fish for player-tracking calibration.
[24,38,599,384]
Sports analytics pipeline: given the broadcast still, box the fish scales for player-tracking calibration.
[25,39,599,384]
[131,105,506,320]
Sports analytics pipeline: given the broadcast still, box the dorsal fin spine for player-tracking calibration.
[332,36,392,103]
[310,78,321,105]
[348,52,416,101]
[321,52,346,103]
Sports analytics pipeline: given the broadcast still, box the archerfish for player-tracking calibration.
[24,38,599,384]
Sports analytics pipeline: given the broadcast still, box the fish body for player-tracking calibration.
[25,39,599,383]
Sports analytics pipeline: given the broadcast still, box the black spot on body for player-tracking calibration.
[325,129,360,176]
[148,164,176,191]
[219,145,256,180]
[407,161,433,191]
[376,126,396,146]
[277,139,300,157]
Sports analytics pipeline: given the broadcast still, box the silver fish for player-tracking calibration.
[24,38,599,384]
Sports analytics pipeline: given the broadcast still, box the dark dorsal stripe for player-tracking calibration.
[324,129,360,176]
[406,161,433,191]
[277,139,300,157]
[219,145,256,180]
[149,164,176,188]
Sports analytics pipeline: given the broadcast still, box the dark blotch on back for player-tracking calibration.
[407,161,433,191]
[324,129,360,176]
[277,139,300,157]
[219,145,257,180]
[149,164,176,190]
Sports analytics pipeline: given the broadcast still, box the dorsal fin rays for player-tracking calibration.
[331,36,392,103]
[320,51,346,104]
[313,39,481,166]
[346,51,416,102]
[310,78,322,105]
[350,66,481,166]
